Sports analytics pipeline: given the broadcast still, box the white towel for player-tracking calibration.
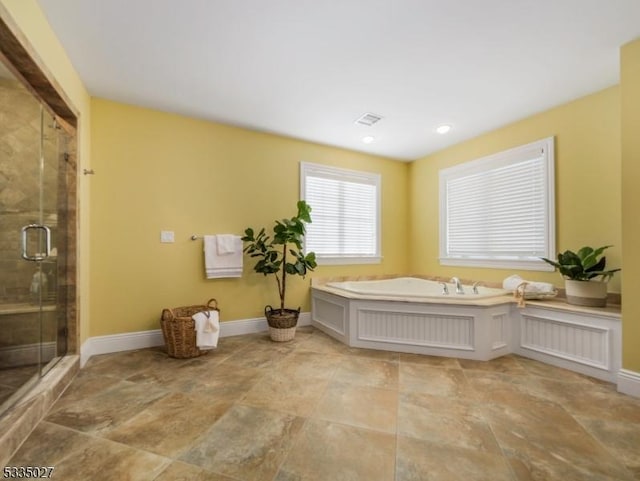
[192,310,220,349]
[502,274,555,293]
[204,235,243,279]
[216,234,237,255]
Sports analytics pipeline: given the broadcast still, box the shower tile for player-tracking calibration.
[332,357,399,389]
[105,392,232,458]
[0,365,39,387]
[180,404,304,481]
[314,382,398,433]
[396,435,514,481]
[275,419,396,481]
[398,391,501,455]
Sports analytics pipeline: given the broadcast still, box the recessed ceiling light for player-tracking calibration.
[362,135,375,144]
[435,124,452,134]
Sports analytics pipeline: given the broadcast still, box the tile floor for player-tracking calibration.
[7,326,640,480]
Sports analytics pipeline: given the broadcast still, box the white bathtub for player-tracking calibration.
[326,277,509,300]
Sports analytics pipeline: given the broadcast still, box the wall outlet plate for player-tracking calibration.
[160,230,175,243]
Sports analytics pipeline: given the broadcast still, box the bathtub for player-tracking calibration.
[312,276,514,362]
[326,277,509,300]
[311,276,622,382]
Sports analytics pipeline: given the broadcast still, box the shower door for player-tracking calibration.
[0,71,70,414]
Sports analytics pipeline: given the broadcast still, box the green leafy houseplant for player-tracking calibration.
[242,200,317,340]
[541,245,620,307]
[541,245,620,282]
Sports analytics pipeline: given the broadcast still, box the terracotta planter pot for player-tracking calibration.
[565,279,608,307]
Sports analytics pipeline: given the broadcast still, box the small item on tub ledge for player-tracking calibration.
[514,282,528,308]
[503,275,557,301]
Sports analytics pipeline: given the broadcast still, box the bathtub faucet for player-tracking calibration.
[450,277,465,295]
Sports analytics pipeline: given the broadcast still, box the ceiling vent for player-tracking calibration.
[355,112,383,126]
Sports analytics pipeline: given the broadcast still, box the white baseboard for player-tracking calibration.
[617,369,640,398]
[80,312,311,367]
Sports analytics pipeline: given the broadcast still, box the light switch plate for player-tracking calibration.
[160,230,175,243]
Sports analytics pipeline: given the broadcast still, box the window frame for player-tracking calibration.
[300,161,382,265]
[438,137,556,271]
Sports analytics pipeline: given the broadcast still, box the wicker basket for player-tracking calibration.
[160,298,219,358]
[265,306,299,342]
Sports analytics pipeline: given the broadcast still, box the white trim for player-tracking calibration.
[617,369,640,398]
[80,312,311,367]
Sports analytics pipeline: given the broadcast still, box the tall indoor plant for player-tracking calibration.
[242,200,317,341]
[541,245,620,307]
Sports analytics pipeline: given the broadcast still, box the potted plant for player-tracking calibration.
[242,200,317,341]
[541,245,620,307]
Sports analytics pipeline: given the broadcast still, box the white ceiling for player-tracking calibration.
[36,0,640,161]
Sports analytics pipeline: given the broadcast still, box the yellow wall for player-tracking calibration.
[409,86,622,293]
[621,39,640,372]
[89,98,409,336]
[0,0,92,345]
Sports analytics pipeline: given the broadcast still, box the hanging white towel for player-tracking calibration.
[204,235,243,279]
[217,234,237,255]
[192,310,220,349]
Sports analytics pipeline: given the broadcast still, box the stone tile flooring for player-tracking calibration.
[8,326,640,480]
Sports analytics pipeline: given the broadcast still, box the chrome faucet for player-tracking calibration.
[472,281,481,294]
[451,277,464,295]
[439,282,449,295]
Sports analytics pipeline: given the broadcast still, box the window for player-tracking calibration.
[301,162,381,264]
[439,137,555,271]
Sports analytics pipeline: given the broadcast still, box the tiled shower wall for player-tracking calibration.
[0,77,60,304]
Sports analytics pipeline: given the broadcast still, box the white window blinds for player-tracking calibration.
[301,162,381,264]
[439,137,555,270]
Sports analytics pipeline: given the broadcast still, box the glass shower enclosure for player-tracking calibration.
[0,67,70,416]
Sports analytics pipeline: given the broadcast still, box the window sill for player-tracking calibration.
[439,257,555,272]
[317,256,382,266]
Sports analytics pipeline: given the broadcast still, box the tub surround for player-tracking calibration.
[311,276,622,384]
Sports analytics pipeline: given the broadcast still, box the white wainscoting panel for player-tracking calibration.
[356,309,474,350]
[491,312,509,350]
[520,314,610,370]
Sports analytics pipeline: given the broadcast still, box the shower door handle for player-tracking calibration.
[21,224,51,261]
